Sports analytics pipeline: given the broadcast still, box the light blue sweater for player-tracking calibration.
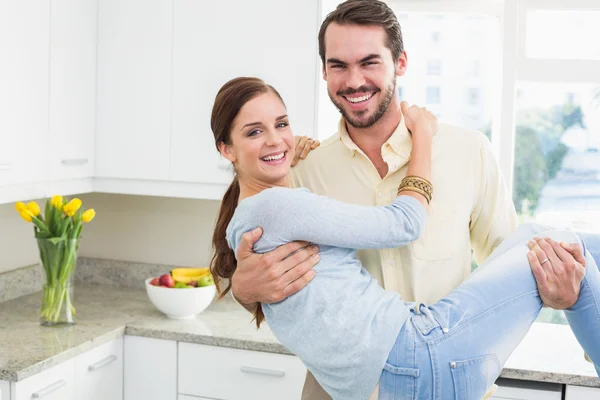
[226,187,427,399]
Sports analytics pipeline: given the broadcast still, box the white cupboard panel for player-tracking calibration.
[74,337,123,400]
[170,0,319,183]
[0,2,49,186]
[124,335,176,400]
[179,342,306,400]
[565,384,600,399]
[49,0,97,180]
[11,359,75,400]
[96,0,172,180]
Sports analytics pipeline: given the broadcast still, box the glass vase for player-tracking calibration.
[37,238,79,326]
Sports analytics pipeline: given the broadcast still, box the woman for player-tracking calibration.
[209,77,600,400]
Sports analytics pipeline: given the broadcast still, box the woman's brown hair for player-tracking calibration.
[209,76,284,328]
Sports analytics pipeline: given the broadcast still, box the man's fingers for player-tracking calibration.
[299,141,313,160]
[270,241,314,263]
[236,227,263,259]
[281,269,317,299]
[547,239,575,263]
[528,250,547,288]
[293,136,310,167]
[281,253,319,287]
[560,241,587,266]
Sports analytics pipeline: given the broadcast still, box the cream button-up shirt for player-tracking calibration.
[292,117,517,400]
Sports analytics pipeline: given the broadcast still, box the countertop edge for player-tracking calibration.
[3,324,599,388]
[3,327,126,382]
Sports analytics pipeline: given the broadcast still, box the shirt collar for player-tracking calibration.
[337,116,412,160]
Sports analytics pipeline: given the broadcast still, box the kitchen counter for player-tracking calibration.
[0,284,598,388]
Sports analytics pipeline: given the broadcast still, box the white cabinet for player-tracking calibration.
[124,336,177,400]
[0,1,49,186]
[74,336,123,400]
[11,358,75,400]
[178,343,307,400]
[0,380,10,400]
[96,0,172,180]
[169,0,319,184]
[565,385,600,399]
[49,0,97,180]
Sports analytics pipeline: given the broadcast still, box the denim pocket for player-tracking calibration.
[450,354,500,400]
[379,363,420,400]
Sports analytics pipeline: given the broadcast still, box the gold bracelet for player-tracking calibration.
[399,176,433,199]
[398,187,431,204]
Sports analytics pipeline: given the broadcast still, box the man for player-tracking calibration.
[229,1,583,399]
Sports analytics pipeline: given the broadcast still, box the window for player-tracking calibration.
[426,87,441,104]
[316,0,600,326]
[427,59,442,76]
[466,88,479,105]
[468,60,480,77]
[526,10,600,60]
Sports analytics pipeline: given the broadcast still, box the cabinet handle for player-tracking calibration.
[88,354,118,371]
[61,158,89,166]
[0,164,12,171]
[31,379,67,398]
[240,366,285,378]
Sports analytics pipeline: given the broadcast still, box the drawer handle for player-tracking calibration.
[240,366,285,378]
[88,355,118,371]
[0,164,12,171]
[31,379,66,398]
[61,158,89,166]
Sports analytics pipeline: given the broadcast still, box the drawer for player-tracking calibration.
[565,385,600,399]
[12,358,75,400]
[74,337,123,400]
[1,380,10,400]
[178,343,307,400]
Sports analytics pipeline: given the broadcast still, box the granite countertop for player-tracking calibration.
[0,284,598,389]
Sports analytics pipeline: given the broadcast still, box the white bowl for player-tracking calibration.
[144,278,216,319]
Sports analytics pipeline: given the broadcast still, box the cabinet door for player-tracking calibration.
[49,0,97,180]
[0,1,49,186]
[170,0,319,184]
[12,359,75,400]
[178,343,307,400]
[0,380,10,400]
[74,337,123,400]
[96,0,172,180]
[124,336,176,400]
[565,385,600,399]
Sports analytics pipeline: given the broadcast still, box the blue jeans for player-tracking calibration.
[379,223,600,400]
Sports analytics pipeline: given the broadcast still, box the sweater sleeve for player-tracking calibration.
[251,188,427,250]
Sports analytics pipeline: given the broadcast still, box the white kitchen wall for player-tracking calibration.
[0,202,41,273]
[76,193,220,267]
[0,194,221,275]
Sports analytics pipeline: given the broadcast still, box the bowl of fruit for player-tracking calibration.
[145,268,216,319]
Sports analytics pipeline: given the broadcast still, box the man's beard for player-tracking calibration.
[329,78,397,129]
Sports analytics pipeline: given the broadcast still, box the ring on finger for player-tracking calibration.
[541,257,550,265]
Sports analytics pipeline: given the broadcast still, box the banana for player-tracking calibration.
[171,267,211,284]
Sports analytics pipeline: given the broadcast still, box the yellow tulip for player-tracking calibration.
[63,198,82,217]
[15,202,27,213]
[51,195,63,209]
[19,209,33,222]
[27,201,41,217]
[82,209,96,223]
